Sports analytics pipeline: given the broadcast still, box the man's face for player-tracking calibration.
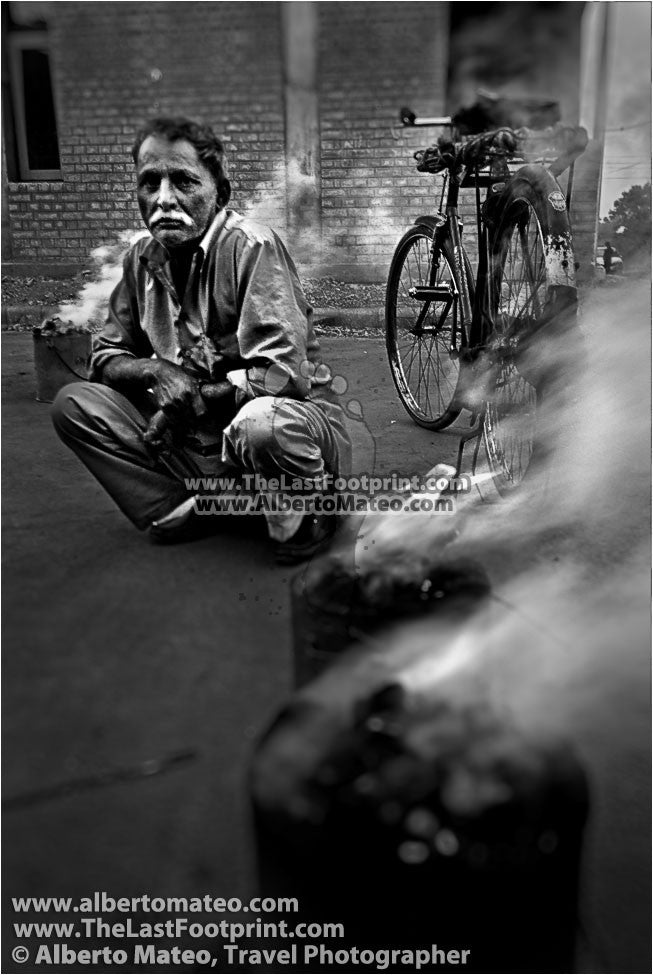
[136,135,219,249]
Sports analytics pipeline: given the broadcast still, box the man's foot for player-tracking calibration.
[149,496,221,544]
[273,513,337,565]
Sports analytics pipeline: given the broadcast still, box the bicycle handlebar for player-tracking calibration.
[400,106,452,127]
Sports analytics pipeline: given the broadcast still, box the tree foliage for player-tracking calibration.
[600,183,651,262]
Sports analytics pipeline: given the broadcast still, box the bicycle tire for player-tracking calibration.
[385,224,472,430]
[483,167,578,495]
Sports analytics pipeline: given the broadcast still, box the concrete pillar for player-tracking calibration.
[281,2,321,264]
[576,2,612,284]
[571,139,605,286]
[580,2,612,139]
[1,6,14,260]
[1,131,12,260]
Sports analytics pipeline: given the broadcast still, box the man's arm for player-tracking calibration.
[93,256,210,420]
[102,355,203,417]
[227,231,313,402]
[103,355,234,450]
[89,256,153,384]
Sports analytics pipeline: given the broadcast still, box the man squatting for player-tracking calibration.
[52,118,351,564]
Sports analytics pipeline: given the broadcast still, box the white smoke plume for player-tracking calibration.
[325,275,650,970]
[56,229,146,329]
[349,275,648,581]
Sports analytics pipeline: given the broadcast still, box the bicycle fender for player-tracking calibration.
[507,163,562,197]
[412,216,445,235]
[497,165,575,289]
[411,216,452,259]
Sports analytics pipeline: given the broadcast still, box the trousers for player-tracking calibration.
[51,382,344,541]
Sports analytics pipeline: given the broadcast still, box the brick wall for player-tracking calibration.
[4,1,596,285]
[317,1,449,280]
[4,1,450,278]
[6,1,286,264]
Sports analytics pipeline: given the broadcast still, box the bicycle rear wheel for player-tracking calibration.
[386,225,470,430]
[484,168,577,494]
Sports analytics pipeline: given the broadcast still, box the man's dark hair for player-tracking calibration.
[132,117,231,206]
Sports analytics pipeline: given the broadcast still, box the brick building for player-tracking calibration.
[2,1,599,280]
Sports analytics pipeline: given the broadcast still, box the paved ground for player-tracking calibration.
[2,306,650,973]
[1,333,464,950]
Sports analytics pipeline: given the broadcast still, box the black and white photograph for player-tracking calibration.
[2,1,651,972]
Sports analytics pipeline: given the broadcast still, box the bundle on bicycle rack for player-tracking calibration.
[251,611,590,972]
[414,124,588,178]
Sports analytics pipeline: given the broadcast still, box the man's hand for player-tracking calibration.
[143,379,235,452]
[102,356,203,450]
[146,359,204,418]
[142,360,211,451]
[102,355,203,416]
[143,409,171,451]
[101,356,236,453]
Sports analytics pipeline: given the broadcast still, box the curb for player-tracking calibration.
[2,305,59,329]
[313,307,384,330]
[2,305,386,332]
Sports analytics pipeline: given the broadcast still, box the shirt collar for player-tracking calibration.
[198,208,228,256]
[139,208,229,270]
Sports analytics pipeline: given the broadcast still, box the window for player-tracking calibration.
[2,2,62,180]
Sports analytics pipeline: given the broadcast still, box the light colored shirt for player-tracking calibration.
[90,209,351,470]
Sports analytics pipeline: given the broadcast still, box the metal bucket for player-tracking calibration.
[252,670,590,972]
[33,329,92,403]
[291,553,491,687]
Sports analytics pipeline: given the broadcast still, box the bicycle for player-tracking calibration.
[385,102,588,494]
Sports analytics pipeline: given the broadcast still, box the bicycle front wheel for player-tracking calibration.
[385,225,470,430]
[484,168,577,494]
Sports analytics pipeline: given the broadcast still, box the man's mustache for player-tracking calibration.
[150,211,194,228]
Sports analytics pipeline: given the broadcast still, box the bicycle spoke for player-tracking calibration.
[485,201,546,490]
[388,231,463,425]
[400,337,419,375]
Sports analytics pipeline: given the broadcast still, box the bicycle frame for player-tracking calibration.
[435,176,495,474]
[421,158,536,476]
[390,108,585,486]
[432,166,497,365]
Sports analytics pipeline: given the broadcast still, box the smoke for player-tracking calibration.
[606,4,651,126]
[236,156,414,274]
[234,159,288,231]
[477,279,647,570]
[318,275,649,967]
[347,274,649,602]
[56,229,146,328]
[309,268,649,838]
[448,3,585,123]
